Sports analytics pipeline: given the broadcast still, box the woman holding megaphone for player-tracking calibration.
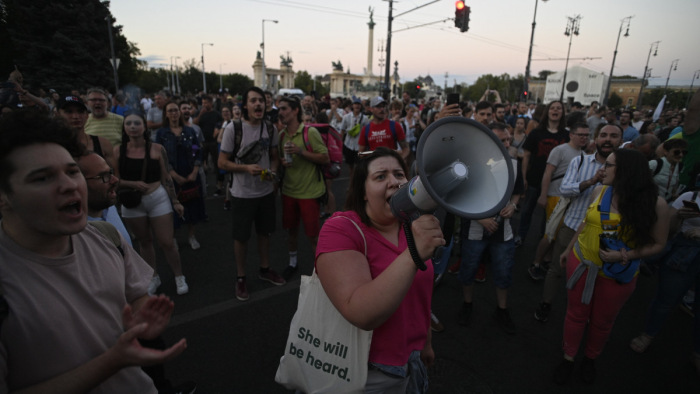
[316,147,444,392]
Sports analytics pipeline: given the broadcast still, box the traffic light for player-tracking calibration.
[454,1,470,33]
[416,84,421,91]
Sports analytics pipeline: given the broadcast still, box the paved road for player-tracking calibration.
[151,168,699,393]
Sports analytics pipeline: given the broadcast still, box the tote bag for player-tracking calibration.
[275,217,372,393]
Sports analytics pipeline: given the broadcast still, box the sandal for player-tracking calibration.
[630,333,653,353]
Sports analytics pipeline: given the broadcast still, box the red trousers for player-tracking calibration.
[562,250,637,359]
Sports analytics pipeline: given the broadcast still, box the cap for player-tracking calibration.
[57,95,87,111]
[370,96,386,108]
[352,98,362,104]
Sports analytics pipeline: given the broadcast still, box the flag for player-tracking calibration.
[652,95,666,122]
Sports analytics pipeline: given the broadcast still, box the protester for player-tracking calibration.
[316,147,442,392]
[553,149,668,385]
[156,101,205,250]
[115,112,189,295]
[649,138,688,202]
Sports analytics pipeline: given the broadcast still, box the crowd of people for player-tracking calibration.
[1,67,699,392]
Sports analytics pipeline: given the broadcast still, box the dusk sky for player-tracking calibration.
[111,0,700,88]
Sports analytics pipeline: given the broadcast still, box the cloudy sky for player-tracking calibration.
[111,0,700,88]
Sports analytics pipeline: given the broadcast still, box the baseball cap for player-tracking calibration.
[370,96,386,107]
[57,95,87,111]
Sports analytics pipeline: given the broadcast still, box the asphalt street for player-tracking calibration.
[150,166,700,393]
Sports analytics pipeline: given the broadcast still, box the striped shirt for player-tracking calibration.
[559,153,605,230]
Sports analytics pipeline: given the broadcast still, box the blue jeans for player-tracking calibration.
[644,257,700,354]
[518,186,544,242]
[459,238,516,288]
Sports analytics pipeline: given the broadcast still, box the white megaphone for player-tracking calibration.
[390,116,515,227]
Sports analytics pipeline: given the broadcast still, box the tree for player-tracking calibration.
[463,73,523,102]
[537,70,555,80]
[403,80,426,99]
[2,0,143,94]
[608,92,622,108]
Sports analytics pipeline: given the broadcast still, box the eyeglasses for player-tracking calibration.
[673,149,689,156]
[85,169,115,183]
[604,162,616,169]
[573,133,590,138]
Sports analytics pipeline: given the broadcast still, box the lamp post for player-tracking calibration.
[603,16,633,106]
[686,70,700,108]
[262,19,278,91]
[664,59,680,95]
[170,56,180,95]
[174,56,181,95]
[637,41,660,107]
[219,63,226,92]
[560,15,581,103]
[523,0,549,102]
[201,43,213,93]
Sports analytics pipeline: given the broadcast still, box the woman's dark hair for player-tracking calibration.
[538,100,567,132]
[161,101,184,128]
[611,149,659,248]
[344,147,408,227]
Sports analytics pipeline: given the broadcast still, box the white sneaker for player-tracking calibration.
[148,275,161,296]
[189,236,200,250]
[175,275,189,295]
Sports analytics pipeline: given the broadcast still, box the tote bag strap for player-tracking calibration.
[336,216,367,257]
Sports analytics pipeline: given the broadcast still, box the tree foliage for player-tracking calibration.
[403,80,426,100]
[1,0,142,94]
[537,70,555,80]
[293,71,328,97]
[608,92,623,108]
[642,88,690,110]
[462,73,525,103]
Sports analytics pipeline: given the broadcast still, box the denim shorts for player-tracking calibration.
[458,238,516,288]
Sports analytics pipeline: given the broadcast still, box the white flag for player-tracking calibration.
[652,95,666,122]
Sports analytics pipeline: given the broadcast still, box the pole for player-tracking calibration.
[219,64,226,91]
[665,59,679,95]
[383,0,393,100]
[686,70,700,108]
[170,56,175,94]
[603,16,633,106]
[105,15,119,93]
[262,20,278,91]
[637,41,659,107]
[560,15,580,103]
[174,57,181,95]
[201,43,213,93]
[524,0,547,102]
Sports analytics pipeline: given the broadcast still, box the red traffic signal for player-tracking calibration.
[454,1,470,32]
[416,85,421,90]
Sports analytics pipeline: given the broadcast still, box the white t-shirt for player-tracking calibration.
[546,143,583,197]
[220,120,278,198]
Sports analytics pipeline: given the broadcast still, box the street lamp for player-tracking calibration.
[664,59,680,94]
[174,56,181,95]
[523,0,549,102]
[170,56,180,95]
[201,43,214,93]
[603,16,633,106]
[560,15,581,103]
[262,19,278,91]
[220,63,226,92]
[686,70,700,108]
[637,41,660,107]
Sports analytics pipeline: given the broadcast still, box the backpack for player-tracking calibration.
[362,120,398,149]
[652,157,683,177]
[229,119,275,161]
[302,123,343,179]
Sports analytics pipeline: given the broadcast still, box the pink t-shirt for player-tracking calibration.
[315,211,433,366]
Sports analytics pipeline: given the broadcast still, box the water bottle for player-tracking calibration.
[284,141,294,164]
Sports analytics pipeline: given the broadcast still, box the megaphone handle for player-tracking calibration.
[432,245,444,261]
[402,222,428,271]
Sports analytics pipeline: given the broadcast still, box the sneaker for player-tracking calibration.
[458,302,473,327]
[213,188,223,197]
[223,200,231,211]
[553,359,574,385]
[430,312,445,332]
[514,235,522,247]
[175,275,189,295]
[494,307,516,335]
[475,263,487,283]
[447,259,461,274]
[148,275,161,295]
[580,357,596,384]
[259,268,286,286]
[534,302,551,322]
[188,236,200,250]
[235,278,249,301]
[282,265,298,281]
[528,264,546,281]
